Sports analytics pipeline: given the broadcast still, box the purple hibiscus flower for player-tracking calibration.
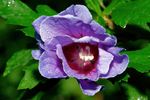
[32,5,129,96]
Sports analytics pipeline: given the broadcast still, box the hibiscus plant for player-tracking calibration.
[0,0,149,100]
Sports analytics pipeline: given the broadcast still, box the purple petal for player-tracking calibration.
[44,36,74,51]
[100,55,129,78]
[39,51,67,78]
[32,16,47,34]
[73,36,100,45]
[107,47,124,55]
[73,35,117,47]
[103,35,117,46]
[90,20,106,34]
[98,35,117,47]
[90,34,117,47]
[32,16,48,43]
[59,5,92,23]
[56,44,99,81]
[97,48,114,74]
[35,15,94,42]
[32,50,41,60]
[78,79,102,96]
[35,32,43,43]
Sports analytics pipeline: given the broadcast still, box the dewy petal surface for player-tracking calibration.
[59,5,92,23]
[78,79,102,96]
[39,51,67,78]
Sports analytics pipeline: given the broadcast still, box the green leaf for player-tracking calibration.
[112,0,150,30]
[21,26,35,37]
[0,1,57,38]
[59,78,94,100]
[36,5,57,16]
[0,0,38,38]
[3,50,33,76]
[31,92,44,100]
[85,0,102,16]
[96,16,106,27]
[119,73,130,82]
[124,44,150,73]
[98,79,114,88]
[0,0,37,26]
[60,78,81,95]
[121,83,148,100]
[18,63,40,90]
[103,0,127,15]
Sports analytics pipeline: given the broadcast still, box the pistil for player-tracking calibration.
[63,43,98,74]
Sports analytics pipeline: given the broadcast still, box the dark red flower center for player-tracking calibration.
[62,43,99,74]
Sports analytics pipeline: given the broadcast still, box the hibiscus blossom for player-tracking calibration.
[32,5,129,96]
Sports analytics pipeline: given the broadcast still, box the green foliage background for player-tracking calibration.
[0,0,150,100]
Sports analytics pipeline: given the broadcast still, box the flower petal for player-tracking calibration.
[78,79,102,96]
[73,36,100,45]
[32,16,47,34]
[44,36,74,51]
[32,50,41,60]
[103,36,117,46]
[36,15,94,42]
[39,51,67,78]
[56,44,99,81]
[97,48,114,74]
[59,5,92,23]
[100,55,129,78]
[107,47,124,55]
[90,33,117,47]
[90,20,106,34]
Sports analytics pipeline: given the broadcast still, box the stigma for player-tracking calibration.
[79,46,94,62]
[62,43,99,74]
